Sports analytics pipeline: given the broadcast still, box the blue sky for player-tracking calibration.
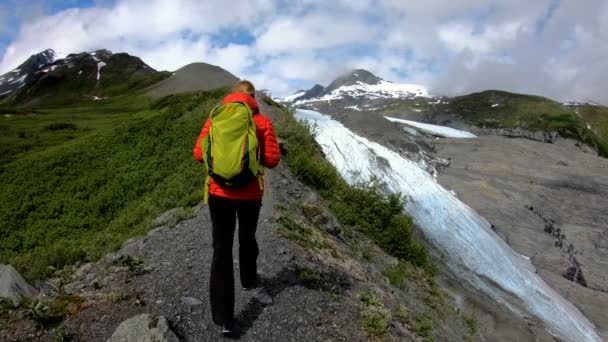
[0,0,606,103]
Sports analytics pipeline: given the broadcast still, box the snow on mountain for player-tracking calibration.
[282,90,306,102]
[293,80,430,105]
[296,108,601,342]
[282,70,431,106]
[0,49,58,98]
[385,116,476,138]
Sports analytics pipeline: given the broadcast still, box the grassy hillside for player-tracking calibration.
[575,105,608,148]
[443,90,608,157]
[0,89,227,280]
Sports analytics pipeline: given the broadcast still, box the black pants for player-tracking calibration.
[208,194,262,325]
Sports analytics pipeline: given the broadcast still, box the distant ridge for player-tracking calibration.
[146,62,239,98]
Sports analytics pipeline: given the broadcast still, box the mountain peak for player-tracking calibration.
[325,69,384,93]
[21,49,56,70]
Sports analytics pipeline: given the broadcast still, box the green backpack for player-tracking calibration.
[201,102,261,202]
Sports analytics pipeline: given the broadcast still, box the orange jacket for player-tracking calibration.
[193,92,280,200]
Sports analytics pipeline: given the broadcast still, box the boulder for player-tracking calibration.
[0,264,37,304]
[107,314,179,342]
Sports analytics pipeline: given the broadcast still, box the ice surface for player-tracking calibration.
[385,116,477,138]
[296,109,601,342]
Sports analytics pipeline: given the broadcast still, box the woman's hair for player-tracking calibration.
[233,80,256,97]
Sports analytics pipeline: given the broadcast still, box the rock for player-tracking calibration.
[107,314,179,342]
[152,207,185,228]
[180,296,203,313]
[253,289,273,306]
[317,214,341,236]
[0,265,37,304]
[147,226,168,236]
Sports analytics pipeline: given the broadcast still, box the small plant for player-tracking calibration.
[0,298,17,327]
[359,290,383,307]
[277,215,330,250]
[26,295,83,328]
[113,255,144,273]
[463,311,478,337]
[396,305,409,322]
[358,290,391,337]
[107,291,129,303]
[383,262,410,287]
[54,327,72,342]
[361,306,391,337]
[43,122,78,131]
[297,267,321,289]
[413,315,434,340]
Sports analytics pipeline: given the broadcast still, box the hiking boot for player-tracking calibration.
[220,320,236,337]
[242,273,262,290]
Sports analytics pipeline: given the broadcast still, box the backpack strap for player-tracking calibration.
[203,175,211,204]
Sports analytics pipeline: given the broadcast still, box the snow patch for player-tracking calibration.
[345,104,361,111]
[296,109,601,342]
[9,74,27,84]
[492,103,500,108]
[385,117,477,138]
[282,91,306,102]
[0,90,12,96]
[96,61,107,81]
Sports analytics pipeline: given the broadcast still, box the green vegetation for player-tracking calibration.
[462,311,478,339]
[269,97,432,272]
[112,255,144,273]
[277,215,332,250]
[382,261,411,288]
[0,89,228,280]
[24,295,83,328]
[358,290,391,337]
[443,90,608,157]
[575,105,608,148]
[413,315,434,341]
[297,267,323,289]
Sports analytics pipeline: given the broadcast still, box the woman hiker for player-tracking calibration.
[193,80,280,336]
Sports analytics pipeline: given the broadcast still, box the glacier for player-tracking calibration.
[385,116,477,138]
[295,109,601,342]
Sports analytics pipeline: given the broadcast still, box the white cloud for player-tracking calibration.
[255,13,374,53]
[0,0,607,102]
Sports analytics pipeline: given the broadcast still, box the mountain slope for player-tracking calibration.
[145,62,239,98]
[0,49,169,107]
[438,90,608,157]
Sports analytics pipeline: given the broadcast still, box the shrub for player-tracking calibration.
[42,122,78,131]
